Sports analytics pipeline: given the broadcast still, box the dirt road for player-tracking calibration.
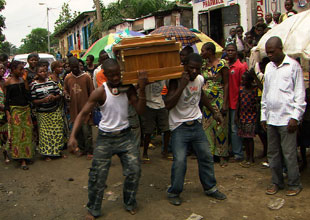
[0,137,310,220]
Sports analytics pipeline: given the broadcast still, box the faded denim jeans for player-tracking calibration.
[87,129,141,217]
[167,121,217,198]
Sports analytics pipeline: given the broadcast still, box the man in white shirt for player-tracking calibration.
[265,13,276,28]
[165,53,226,206]
[261,36,306,196]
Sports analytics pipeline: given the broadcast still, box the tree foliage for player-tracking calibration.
[101,0,174,31]
[0,0,6,43]
[0,41,17,55]
[18,28,49,54]
[54,3,80,33]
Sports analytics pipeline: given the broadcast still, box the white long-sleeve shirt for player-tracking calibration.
[261,55,306,126]
[92,65,102,88]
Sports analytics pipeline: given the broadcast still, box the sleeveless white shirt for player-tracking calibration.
[98,82,129,132]
[169,75,204,131]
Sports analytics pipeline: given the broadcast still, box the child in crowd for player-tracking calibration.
[5,61,34,170]
[78,59,85,72]
[31,63,64,161]
[85,55,96,78]
[235,71,258,168]
[24,53,39,85]
[64,57,94,159]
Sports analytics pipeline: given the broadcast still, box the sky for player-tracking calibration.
[2,0,116,47]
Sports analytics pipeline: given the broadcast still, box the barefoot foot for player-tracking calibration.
[85,212,95,220]
[127,209,137,215]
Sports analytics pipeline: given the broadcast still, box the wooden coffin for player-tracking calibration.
[113,35,183,85]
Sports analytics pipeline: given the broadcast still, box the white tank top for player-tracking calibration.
[169,75,204,131]
[98,82,129,132]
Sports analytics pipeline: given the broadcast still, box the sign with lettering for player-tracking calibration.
[257,0,309,18]
[202,0,224,7]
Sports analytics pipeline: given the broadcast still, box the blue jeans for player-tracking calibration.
[167,121,217,197]
[229,109,243,159]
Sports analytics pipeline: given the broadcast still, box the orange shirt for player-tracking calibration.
[161,85,168,95]
[96,69,107,87]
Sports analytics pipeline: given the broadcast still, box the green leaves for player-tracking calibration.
[54,3,79,33]
[19,28,49,54]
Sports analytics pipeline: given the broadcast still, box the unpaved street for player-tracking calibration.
[1,137,310,220]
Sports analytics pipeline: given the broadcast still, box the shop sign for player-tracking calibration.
[257,0,264,17]
[202,0,224,8]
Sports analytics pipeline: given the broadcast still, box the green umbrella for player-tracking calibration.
[81,33,116,64]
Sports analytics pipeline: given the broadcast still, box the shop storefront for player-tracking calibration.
[192,0,255,46]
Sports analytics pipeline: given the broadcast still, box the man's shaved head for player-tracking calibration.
[265,36,285,65]
[266,36,283,50]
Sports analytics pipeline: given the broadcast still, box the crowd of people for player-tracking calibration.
[0,0,308,219]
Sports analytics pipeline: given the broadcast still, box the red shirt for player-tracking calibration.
[229,59,247,109]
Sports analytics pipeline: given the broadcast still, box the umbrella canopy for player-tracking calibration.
[81,30,144,64]
[81,33,116,64]
[150,25,201,46]
[252,10,310,61]
[190,29,223,54]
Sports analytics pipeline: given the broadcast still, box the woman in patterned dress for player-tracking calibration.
[31,63,64,161]
[5,61,33,170]
[201,42,230,167]
[50,61,69,147]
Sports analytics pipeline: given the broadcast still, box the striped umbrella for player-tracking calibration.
[150,25,201,46]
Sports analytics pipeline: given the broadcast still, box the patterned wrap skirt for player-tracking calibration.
[37,107,64,156]
[0,122,7,150]
[8,105,34,159]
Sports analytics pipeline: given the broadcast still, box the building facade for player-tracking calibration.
[192,0,309,46]
[109,4,193,34]
[54,11,96,58]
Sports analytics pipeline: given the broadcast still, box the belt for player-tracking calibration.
[184,120,197,126]
[100,127,131,135]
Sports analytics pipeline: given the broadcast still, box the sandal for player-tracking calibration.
[240,161,251,168]
[21,165,29,170]
[86,154,93,160]
[220,158,228,168]
[266,184,281,195]
[141,157,151,164]
[148,143,156,150]
[261,162,270,169]
[4,157,10,164]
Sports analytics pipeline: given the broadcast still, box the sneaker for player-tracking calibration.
[266,184,283,195]
[286,187,302,196]
[168,196,182,206]
[207,190,227,200]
